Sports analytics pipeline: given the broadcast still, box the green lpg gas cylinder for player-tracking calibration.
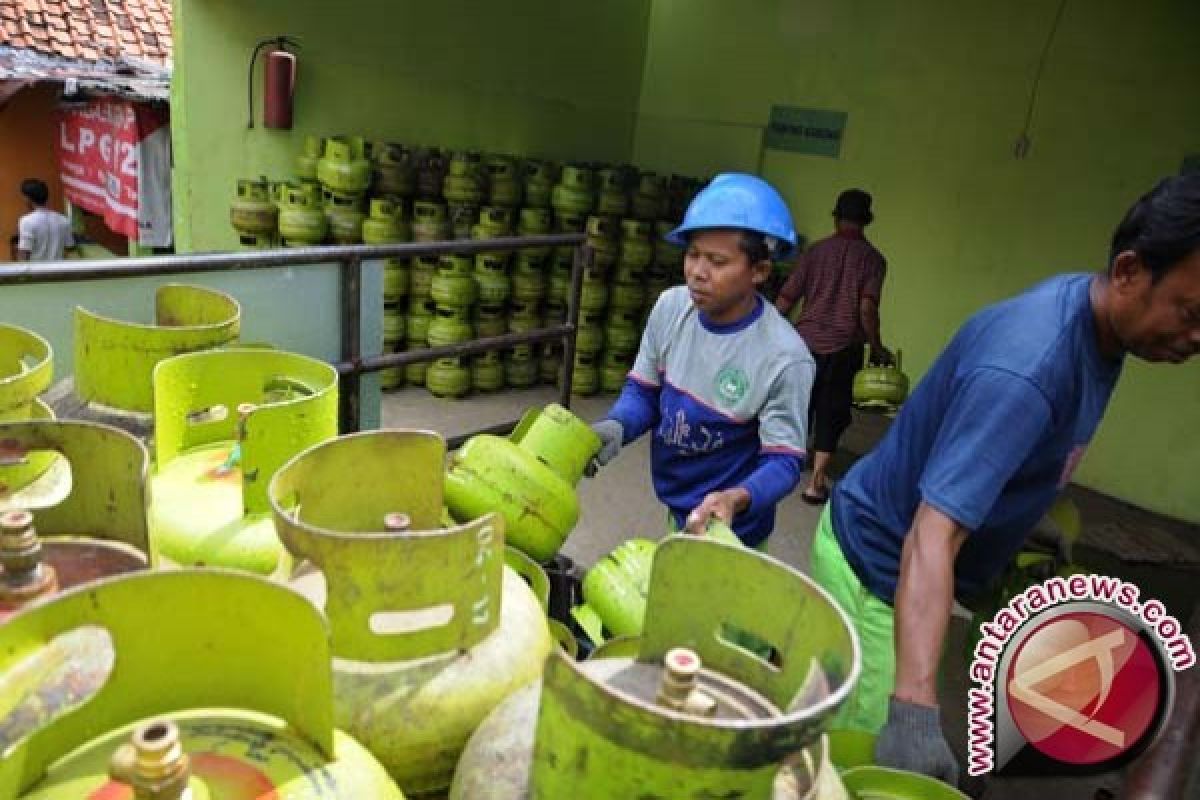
[474,254,511,305]
[374,142,416,197]
[278,182,329,246]
[427,306,474,347]
[471,352,505,392]
[327,200,366,245]
[585,214,620,268]
[427,357,471,398]
[406,298,436,344]
[474,205,515,238]
[363,197,410,245]
[431,255,478,308]
[547,269,569,306]
[443,151,485,205]
[486,155,523,207]
[551,166,594,215]
[596,168,629,217]
[0,420,149,634]
[601,349,635,392]
[571,352,600,396]
[405,361,428,388]
[852,348,910,412]
[294,134,324,181]
[148,349,338,577]
[512,255,547,303]
[2,570,404,799]
[840,767,970,799]
[0,325,57,496]
[272,431,552,795]
[523,160,558,209]
[384,259,411,304]
[516,208,553,258]
[610,279,645,313]
[631,171,668,220]
[507,301,543,334]
[74,285,240,414]
[381,308,406,391]
[605,308,641,353]
[571,522,741,647]
[415,147,448,199]
[619,218,655,269]
[543,299,567,326]
[538,343,562,385]
[444,404,600,563]
[474,304,508,339]
[450,536,862,799]
[410,256,439,299]
[317,136,371,194]
[575,309,605,354]
[504,345,538,389]
[580,269,610,312]
[412,199,450,242]
[655,219,685,266]
[229,177,278,248]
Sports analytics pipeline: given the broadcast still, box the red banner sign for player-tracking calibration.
[56,97,172,247]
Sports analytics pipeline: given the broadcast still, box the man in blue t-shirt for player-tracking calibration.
[812,174,1200,786]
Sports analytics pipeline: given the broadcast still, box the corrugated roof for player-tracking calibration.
[0,0,171,65]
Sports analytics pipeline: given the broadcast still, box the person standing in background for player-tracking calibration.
[776,188,892,505]
[15,179,76,262]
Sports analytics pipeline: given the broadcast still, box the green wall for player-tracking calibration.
[632,0,1200,522]
[171,0,651,252]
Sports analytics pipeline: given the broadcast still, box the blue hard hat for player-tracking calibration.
[666,173,798,259]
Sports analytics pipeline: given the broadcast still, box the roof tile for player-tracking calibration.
[0,0,171,63]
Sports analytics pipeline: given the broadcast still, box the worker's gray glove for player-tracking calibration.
[585,419,624,477]
[875,697,961,787]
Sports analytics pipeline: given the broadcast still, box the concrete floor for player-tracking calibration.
[384,384,1200,800]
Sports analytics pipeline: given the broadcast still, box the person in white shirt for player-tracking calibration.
[15,179,77,262]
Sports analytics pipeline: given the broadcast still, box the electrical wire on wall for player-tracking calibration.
[1014,0,1069,159]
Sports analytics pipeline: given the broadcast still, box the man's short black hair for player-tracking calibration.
[1110,174,1200,281]
[833,188,874,226]
[20,179,49,206]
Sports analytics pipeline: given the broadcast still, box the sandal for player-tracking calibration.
[800,487,829,506]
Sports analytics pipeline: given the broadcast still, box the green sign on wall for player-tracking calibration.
[764,106,848,157]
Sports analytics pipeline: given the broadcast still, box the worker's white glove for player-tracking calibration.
[585,419,625,477]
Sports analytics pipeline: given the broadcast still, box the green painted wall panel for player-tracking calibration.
[171,0,651,252]
[632,0,1200,521]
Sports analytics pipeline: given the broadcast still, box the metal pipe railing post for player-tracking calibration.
[339,255,362,432]
[559,242,591,410]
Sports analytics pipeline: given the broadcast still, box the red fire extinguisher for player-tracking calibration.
[248,36,299,130]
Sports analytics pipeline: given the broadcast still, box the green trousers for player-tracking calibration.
[809,504,896,766]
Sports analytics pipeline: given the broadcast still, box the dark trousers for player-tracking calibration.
[808,342,864,455]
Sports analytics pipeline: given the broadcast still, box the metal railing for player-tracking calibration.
[0,233,591,437]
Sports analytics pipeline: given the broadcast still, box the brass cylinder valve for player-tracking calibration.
[109,720,191,799]
[0,509,58,610]
[657,647,717,718]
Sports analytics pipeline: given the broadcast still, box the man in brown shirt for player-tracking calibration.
[776,189,892,504]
